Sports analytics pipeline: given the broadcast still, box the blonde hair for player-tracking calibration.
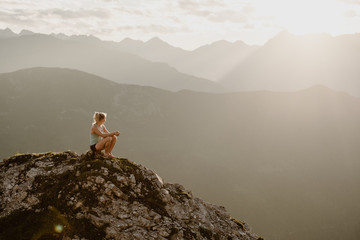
[93,112,107,123]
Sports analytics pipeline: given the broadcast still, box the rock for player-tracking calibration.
[26,168,41,179]
[0,151,262,240]
[129,174,136,185]
[26,195,39,205]
[95,176,105,184]
[160,189,172,203]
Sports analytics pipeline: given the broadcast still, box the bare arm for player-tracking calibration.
[104,125,120,136]
[91,125,115,138]
[103,125,110,134]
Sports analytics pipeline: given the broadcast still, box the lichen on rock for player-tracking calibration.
[1,151,263,240]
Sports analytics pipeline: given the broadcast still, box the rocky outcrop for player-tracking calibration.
[0,151,263,240]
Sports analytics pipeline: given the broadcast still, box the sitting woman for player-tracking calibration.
[90,112,120,158]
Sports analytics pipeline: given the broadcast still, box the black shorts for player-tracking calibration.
[90,144,97,152]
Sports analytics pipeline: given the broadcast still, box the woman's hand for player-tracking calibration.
[115,131,120,136]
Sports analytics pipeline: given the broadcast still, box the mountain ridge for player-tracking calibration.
[5,28,360,96]
[0,33,224,93]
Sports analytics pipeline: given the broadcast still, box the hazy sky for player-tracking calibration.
[1,0,360,49]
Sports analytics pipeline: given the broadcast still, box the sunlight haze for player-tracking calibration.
[0,0,359,49]
[1,1,360,240]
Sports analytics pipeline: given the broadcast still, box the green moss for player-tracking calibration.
[6,152,176,237]
[168,188,192,203]
[68,158,77,165]
[3,152,75,168]
[76,155,170,216]
[230,217,246,231]
[4,153,35,166]
[49,152,69,165]
[180,191,192,199]
[137,188,168,217]
[76,158,122,186]
[120,158,139,169]
[32,168,99,212]
[86,159,107,170]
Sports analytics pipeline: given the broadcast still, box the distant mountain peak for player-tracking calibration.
[0,28,17,38]
[19,29,35,36]
[68,34,101,42]
[213,39,232,44]
[146,36,163,42]
[1,27,15,33]
[146,37,170,47]
[120,37,144,44]
[51,32,70,40]
[210,40,233,47]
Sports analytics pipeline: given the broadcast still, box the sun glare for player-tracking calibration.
[54,224,64,233]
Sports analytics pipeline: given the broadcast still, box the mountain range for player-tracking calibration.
[1,67,360,240]
[116,37,259,81]
[0,29,223,93]
[2,28,360,96]
[0,28,259,83]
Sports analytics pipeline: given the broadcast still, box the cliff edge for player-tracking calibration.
[0,151,262,240]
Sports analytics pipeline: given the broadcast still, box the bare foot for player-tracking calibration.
[104,153,115,159]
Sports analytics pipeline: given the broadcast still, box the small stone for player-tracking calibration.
[74,201,83,209]
[129,174,136,185]
[155,173,164,185]
[105,188,112,196]
[158,228,170,237]
[153,214,161,222]
[118,213,130,219]
[18,191,27,201]
[26,195,39,205]
[105,227,117,237]
[160,189,171,203]
[26,168,41,179]
[133,232,143,239]
[95,176,105,184]
[111,186,123,198]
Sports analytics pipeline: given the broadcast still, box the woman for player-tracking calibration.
[90,112,120,158]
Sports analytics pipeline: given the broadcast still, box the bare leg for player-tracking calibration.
[108,136,117,155]
[104,140,112,154]
[95,137,112,152]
